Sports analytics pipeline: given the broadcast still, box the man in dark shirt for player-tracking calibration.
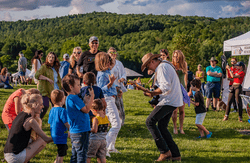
[77,36,101,78]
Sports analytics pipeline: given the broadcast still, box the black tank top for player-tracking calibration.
[4,112,32,154]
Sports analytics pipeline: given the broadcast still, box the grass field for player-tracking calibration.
[0,85,250,163]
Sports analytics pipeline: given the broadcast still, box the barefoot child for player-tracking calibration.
[190,79,212,139]
[87,99,110,163]
[48,90,70,163]
[62,74,94,163]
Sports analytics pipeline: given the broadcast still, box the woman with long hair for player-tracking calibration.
[35,52,62,119]
[172,50,188,134]
[0,67,13,89]
[107,47,127,126]
[69,47,82,76]
[28,50,43,85]
[160,49,170,61]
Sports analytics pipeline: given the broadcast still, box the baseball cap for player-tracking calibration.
[235,61,244,67]
[89,36,99,44]
[63,53,69,59]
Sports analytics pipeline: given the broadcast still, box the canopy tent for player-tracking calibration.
[223,31,250,112]
[125,68,143,77]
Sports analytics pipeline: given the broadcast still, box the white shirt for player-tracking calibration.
[155,62,183,107]
[111,60,127,88]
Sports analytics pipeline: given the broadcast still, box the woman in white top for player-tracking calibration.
[108,47,127,126]
[28,50,43,84]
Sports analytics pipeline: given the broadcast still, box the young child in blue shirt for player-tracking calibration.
[62,74,94,163]
[190,79,212,139]
[48,89,70,163]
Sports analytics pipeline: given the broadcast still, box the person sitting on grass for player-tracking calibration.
[0,67,13,89]
[87,99,110,163]
[48,89,70,163]
[62,74,94,163]
[190,79,212,139]
[4,93,53,163]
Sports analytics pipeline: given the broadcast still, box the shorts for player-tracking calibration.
[56,144,68,157]
[205,82,221,98]
[87,139,106,159]
[19,71,25,76]
[4,149,26,163]
[195,112,206,125]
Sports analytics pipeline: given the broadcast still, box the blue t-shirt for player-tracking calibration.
[78,86,104,101]
[206,65,222,82]
[66,94,90,133]
[48,107,68,144]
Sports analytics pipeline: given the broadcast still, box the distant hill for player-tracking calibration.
[0,12,249,74]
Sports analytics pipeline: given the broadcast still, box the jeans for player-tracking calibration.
[146,105,181,157]
[105,96,121,151]
[70,132,89,163]
[115,96,125,126]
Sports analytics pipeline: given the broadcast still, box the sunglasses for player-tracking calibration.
[110,52,117,55]
[74,51,81,54]
[92,42,98,45]
[231,61,236,63]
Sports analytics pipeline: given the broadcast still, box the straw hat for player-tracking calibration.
[141,53,161,72]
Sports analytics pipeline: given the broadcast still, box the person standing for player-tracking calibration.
[226,57,238,112]
[69,47,82,76]
[108,47,127,126]
[160,49,170,61]
[205,57,222,111]
[141,53,182,161]
[59,53,70,79]
[18,51,27,85]
[195,64,205,96]
[77,36,101,77]
[29,50,43,85]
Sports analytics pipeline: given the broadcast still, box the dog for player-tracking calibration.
[217,98,227,111]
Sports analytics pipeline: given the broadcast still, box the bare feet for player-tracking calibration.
[180,129,185,134]
[173,128,178,134]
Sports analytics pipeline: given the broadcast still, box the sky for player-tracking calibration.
[0,0,250,21]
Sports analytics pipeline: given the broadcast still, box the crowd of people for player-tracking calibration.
[0,35,247,163]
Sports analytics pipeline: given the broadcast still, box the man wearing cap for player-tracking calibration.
[59,53,70,79]
[18,52,27,84]
[141,53,182,161]
[205,57,222,111]
[77,36,101,77]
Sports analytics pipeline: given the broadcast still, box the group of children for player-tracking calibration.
[48,72,110,163]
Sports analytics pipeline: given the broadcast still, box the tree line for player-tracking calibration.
[0,12,249,75]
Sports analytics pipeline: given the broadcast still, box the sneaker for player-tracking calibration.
[232,110,237,113]
[109,148,121,153]
[206,131,212,139]
[196,136,206,139]
[106,151,111,157]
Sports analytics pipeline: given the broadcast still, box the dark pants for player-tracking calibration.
[229,85,237,111]
[226,85,243,117]
[146,105,181,157]
[40,96,53,119]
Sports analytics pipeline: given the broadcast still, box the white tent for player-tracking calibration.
[125,68,143,77]
[223,32,250,112]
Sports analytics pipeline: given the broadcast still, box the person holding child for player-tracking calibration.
[87,99,110,163]
[2,88,40,131]
[35,52,62,119]
[62,74,94,163]
[95,52,121,156]
[4,93,53,163]
[48,89,70,163]
[190,79,212,139]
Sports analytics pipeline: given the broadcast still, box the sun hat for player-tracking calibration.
[141,53,161,72]
[89,36,99,44]
[209,57,218,64]
[63,53,69,59]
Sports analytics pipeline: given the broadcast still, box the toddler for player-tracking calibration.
[87,99,110,163]
[48,89,70,163]
[190,79,212,139]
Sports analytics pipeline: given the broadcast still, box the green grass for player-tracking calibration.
[1,86,250,162]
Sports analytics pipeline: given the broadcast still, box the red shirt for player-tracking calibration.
[227,67,237,85]
[233,70,245,84]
